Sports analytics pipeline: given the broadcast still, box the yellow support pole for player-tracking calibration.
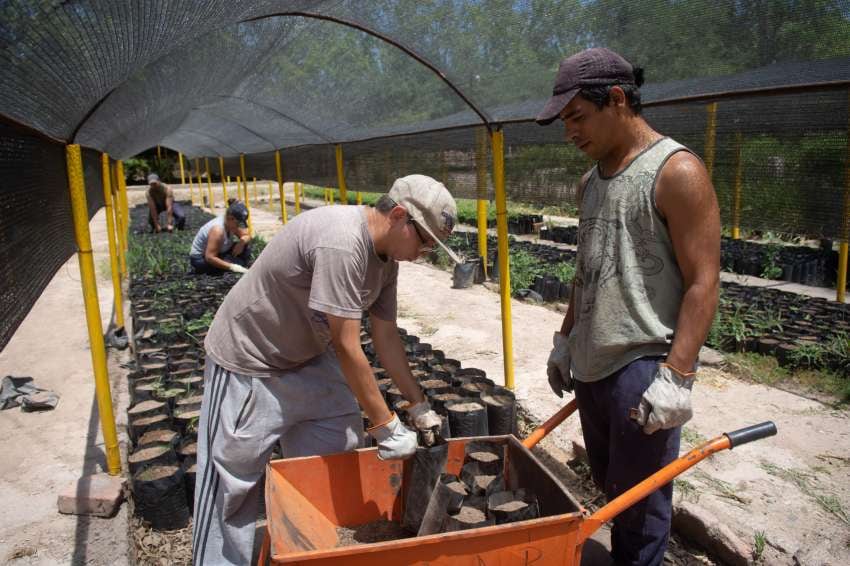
[116,160,130,251]
[178,152,186,186]
[357,191,362,205]
[475,126,489,277]
[329,188,335,205]
[219,157,228,204]
[110,162,127,278]
[275,150,288,224]
[252,177,258,206]
[838,90,850,303]
[704,102,718,181]
[194,158,203,207]
[732,132,743,240]
[101,158,125,322]
[205,157,214,209]
[239,153,248,200]
[491,128,515,390]
[295,182,302,214]
[236,176,242,201]
[157,145,162,160]
[335,144,348,204]
[186,162,193,204]
[66,145,121,476]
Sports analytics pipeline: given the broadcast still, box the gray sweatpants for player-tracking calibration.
[192,350,363,565]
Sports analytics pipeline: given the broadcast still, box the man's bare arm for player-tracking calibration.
[328,314,393,426]
[655,151,721,372]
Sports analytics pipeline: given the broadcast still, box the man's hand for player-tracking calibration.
[153,224,161,233]
[368,413,417,460]
[547,332,573,397]
[165,224,174,232]
[408,400,442,446]
[631,363,695,434]
[228,263,248,274]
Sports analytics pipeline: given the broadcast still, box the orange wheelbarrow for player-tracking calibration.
[258,399,776,565]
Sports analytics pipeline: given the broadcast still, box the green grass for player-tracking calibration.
[760,461,850,526]
[680,426,708,448]
[725,351,850,405]
[299,184,577,224]
[753,530,766,562]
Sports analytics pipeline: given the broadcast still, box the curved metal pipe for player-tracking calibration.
[240,11,493,130]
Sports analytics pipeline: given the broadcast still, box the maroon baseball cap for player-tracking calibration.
[536,47,636,125]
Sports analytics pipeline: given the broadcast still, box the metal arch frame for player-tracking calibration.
[239,11,493,131]
[211,95,335,144]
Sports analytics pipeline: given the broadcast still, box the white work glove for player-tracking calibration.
[408,400,442,446]
[368,413,417,460]
[228,263,248,274]
[631,363,695,434]
[547,332,573,398]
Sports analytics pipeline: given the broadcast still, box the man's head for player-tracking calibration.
[225,201,249,232]
[537,48,645,159]
[375,174,460,263]
[147,173,160,186]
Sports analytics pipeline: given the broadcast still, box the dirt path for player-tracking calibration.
[395,259,850,565]
[0,209,131,565]
[4,190,844,565]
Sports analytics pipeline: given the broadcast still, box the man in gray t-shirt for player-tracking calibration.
[193,175,461,566]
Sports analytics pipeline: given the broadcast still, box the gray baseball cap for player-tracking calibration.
[387,174,462,264]
[537,47,636,125]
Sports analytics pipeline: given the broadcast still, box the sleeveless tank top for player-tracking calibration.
[568,137,692,381]
[190,216,234,259]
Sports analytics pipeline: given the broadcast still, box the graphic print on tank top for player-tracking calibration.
[575,168,665,318]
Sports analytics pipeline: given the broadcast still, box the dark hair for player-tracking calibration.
[375,194,396,213]
[578,66,644,114]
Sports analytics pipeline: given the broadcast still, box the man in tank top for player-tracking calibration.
[189,200,251,275]
[192,175,460,565]
[146,173,186,232]
[537,48,720,566]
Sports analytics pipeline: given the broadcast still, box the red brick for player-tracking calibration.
[57,473,126,517]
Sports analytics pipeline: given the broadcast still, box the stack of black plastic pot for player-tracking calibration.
[360,316,518,442]
[404,439,539,536]
[126,324,205,531]
[507,214,543,235]
[540,224,578,245]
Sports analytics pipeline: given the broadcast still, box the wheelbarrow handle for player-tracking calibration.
[725,421,777,448]
[578,420,777,544]
[522,399,578,450]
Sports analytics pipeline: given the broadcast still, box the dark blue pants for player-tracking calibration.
[189,245,250,275]
[573,357,681,566]
[149,201,186,231]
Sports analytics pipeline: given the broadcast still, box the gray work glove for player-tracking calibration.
[631,363,695,434]
[408,400,442,446]
[228,263,248,274]
[547,332,573,398]
[368,413,417,460]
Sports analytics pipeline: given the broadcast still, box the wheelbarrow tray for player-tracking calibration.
[265,434,586,565]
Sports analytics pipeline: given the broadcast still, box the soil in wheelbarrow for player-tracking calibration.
[335,520,414,547]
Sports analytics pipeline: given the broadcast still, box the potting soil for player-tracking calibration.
[335,520,412,547]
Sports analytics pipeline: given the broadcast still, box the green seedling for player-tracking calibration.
[752,530,766,561]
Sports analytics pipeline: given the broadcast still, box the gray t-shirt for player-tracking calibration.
[190,216,234,259]
[205,205,398,377]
